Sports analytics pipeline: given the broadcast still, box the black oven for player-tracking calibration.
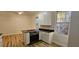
[29,31,39,44]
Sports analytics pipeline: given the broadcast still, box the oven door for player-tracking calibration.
[30,31,39,44]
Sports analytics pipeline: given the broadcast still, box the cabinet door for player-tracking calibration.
[24,33,30,45]
[47,12,52,25]
[42,33,49,43]
[39,11,57,25]
[38,13,45,25]
[39,31,42,40]
[39,12,51,25]
[40,31,49,43]
[0,36,2,47]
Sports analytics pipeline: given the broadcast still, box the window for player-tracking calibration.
[56,11,71,35]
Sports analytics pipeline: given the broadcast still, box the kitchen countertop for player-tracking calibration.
[39,28,54,33]
[22,29,35,33]
[22,28,54,33]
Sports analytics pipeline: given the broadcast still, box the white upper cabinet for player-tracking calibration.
[38,12,44,25]
[38,11,57,25]
[44,12,52,25]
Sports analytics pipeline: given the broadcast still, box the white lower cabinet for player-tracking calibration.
[39,32,42,40]
[0,36,2,47]
[23,33,30,45]
[39,31,54,44]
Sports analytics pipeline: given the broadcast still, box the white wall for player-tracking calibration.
[68,11,79,47]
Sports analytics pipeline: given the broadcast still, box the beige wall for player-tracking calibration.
[0,13,36,35]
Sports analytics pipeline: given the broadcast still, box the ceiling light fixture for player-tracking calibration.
[18,11,23,15]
